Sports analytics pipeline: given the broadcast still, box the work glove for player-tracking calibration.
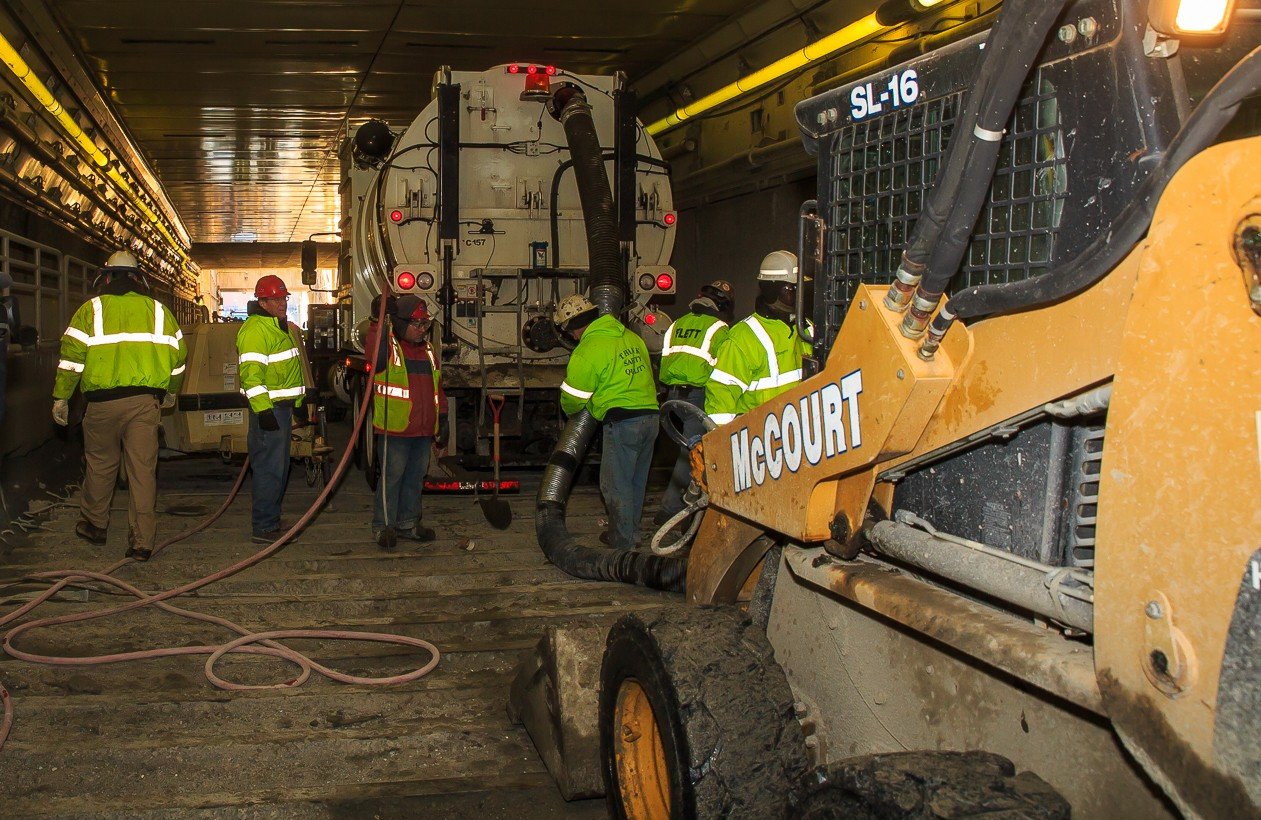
[258,409,280,431]
[435,417,450,449]
[52,399,69,426]
[160,392,176,410]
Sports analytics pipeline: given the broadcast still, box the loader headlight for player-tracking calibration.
[1149,0,1235,35]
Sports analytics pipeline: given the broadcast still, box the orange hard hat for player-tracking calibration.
[254,275,290,298]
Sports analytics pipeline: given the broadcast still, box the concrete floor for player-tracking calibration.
[0,443,676,816]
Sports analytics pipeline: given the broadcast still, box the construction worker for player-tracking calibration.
[555,294,658,550]
[364,295,448,550]
[51,250,187,561]
[236,275,304,544]
[656,279,734,524]
[706,250,811,425]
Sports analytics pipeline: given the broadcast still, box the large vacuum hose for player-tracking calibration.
[548,86,626,317]
[536,411,686,592]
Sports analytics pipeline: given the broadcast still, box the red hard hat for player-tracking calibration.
[254,275,290,298]
[397,295,430,321]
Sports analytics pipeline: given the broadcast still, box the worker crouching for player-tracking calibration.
[555,294,658,550]
[366,296,448,551]
[657,279,733,524]
[52,251,187,561]
[237,275,305,544]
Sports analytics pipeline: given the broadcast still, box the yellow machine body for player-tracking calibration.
[687,135,1261,815]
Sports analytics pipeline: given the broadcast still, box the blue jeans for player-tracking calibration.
[600,413,658,550]
[660,385,705,519]
[373,435,432,532]
[248,404,292,535]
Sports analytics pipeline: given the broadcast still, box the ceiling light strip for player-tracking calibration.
[0,31,193,272]
[646,12,885,136]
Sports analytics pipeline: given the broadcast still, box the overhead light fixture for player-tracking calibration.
[1149,0,1236,35]
[0,30,194,271]
[646,12,894,136]
[877,0,946,26]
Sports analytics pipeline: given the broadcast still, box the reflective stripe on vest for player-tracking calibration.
[238,347,300,366]
[745,316,802,391]
[560,381,594,400]
[85,297,182,349]
[661,318,727,367]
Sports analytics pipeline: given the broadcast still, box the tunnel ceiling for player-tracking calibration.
[44,0,771,247]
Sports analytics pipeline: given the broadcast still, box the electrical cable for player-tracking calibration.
[0,286,439,754]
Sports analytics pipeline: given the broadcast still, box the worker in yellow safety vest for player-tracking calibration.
[656,279,734,524]
[236,275,305,544]
[706,250,811,425]
[51,250,187,561]
[556,293,659,550]
[364,295,448,550]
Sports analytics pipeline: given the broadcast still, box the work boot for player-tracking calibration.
[251,520,293,545]
[75,519,108,546]
[376,527,398,551]
[124,530,152,562]
[400,525,436,543]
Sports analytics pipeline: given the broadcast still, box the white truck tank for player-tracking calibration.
[339,64,676,460]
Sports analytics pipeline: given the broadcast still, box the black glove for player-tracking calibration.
[435,417,450,448]
[258,409,280,431]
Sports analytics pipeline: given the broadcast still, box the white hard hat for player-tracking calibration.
[105,250,140,270]
[758,250,799,283]
[554,293,597,330]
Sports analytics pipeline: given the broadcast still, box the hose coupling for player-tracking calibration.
[899,289,941,340]
[884,264,922,313]
[917,304,955,360]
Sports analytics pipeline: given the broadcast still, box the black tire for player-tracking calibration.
[600,606,809,819]
[795,750,1071,819]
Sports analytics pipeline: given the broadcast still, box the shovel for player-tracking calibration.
[478,394,513,530]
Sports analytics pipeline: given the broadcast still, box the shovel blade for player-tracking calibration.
[479,497,513,530]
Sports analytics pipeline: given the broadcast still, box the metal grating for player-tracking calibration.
[820,71,1066,336]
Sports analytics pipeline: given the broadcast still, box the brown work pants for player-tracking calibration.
[80,394,160,550]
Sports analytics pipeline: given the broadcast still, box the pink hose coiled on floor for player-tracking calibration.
[0,299,438,752]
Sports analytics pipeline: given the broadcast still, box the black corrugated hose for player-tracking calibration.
[537,411,686,592]
[548,86,627,316]
[947,42,1261,320]
[533,85,686,593]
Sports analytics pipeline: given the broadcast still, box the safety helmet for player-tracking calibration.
[757,250,799,284]
[554,293,597,331]
[105,250,140,271]
[254,275,290,299]
[396,295,431,322]
[95,248,148,289]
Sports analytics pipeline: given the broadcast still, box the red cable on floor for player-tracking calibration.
[0,334,440,752]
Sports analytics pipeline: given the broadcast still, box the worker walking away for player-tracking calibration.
[51,250,186,561]
[656,279,734,524]
[555,294,659,550]
[706,250,810,425]
[237,275,304,544]
[365,295,448,550]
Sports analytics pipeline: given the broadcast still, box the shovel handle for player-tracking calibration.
[487,395,505,466]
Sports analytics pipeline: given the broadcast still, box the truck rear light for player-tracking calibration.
[507,63,521,74]
[644,312,657,326]
[396,271,416,290]
[389,209,403,223]
[656,273,674,291]
[661,211,677,226]
[638,273,656,291]
[417,272,434,290]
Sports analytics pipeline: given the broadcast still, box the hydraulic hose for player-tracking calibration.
[0,286,440,754]
[548,86,626,316]
[946,43,1261,321]
[885,0,1069,333]
[536,410,686,592]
